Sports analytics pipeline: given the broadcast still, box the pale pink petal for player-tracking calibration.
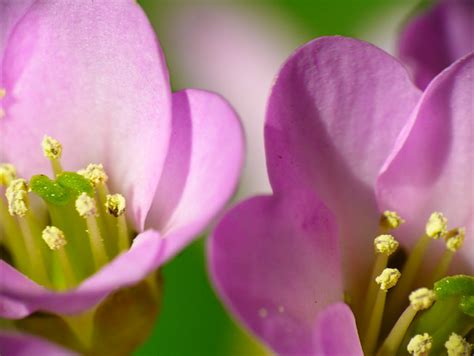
[0,331,76,356]
[399,0,474,89]
[265,36,421,298]
[146,89,244,261]
[0,230,164,317]
[209,191,342,354]
[377,54,474,271]
[0,0,172,229]
[313,303,363,356]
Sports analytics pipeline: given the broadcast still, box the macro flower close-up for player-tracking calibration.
[209,36,473,355]
[0,0,243,353]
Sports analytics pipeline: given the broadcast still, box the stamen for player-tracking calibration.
[425,212,448,239]
[363,268,400,355]
[380,210,405,232]
[6,179,49,284]
[377,288,436,355]
[0,163,16,186]
[75,193,108,269]
[42,226,76,288]
[407,333,432,356]
[42,135,63,176]
[78,163,108,187]
[105,193,129,252]
[5,179,29,217]
[388,212,448,317]
[430,228,465,284]
[361,235,399,333]
[445,333,472,356]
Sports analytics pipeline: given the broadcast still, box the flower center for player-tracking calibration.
[356,211,473,355]
[0,135,133,290]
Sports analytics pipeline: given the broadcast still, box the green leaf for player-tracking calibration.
[460,296,474,317]
[30,174,70,206]
[57,172,94,197]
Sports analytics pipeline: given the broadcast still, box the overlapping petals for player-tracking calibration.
[265,36,421,299]
[377,53,474,271]
[399,0,474,89]
[210,190,341,354]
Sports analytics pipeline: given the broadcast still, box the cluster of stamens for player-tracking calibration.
[0,135,132,290]
[358,210,471,355]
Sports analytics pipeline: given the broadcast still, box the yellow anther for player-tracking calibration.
[445,228,465,252]
[0,88,5,99]
[42,135,62,160]
[5,178,29,217]
[445,333,472,356]
[380,210,405,230]
[42,226,67,251]
[105,193,126,217]
[78,163,108,186]
[75,193,97,217]
[425,212,448,239]
[375,268,401,291]
[374,234,399,256]
[409,288,436,311]
[0,163,16,186]
[407,333,433,356]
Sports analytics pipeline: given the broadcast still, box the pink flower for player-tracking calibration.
[0,0,243,351]
[399,0,474,89]
[209,36,472,354]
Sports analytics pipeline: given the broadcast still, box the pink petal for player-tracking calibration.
[399,0,474,89]
[0,0,172,229]
[265,36,421,298]
[146,89,244,261]
[377,54,474,271]
[209,191,342,354]
[0,331,76,356]
[313,302,363,356]
[0,230,164,317]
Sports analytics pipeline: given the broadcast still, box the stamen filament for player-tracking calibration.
[363,268,401,355]
[430,228,465,284]
[105,193,129,251]
[17,214,49,286]
[361,235,398,334]
[377,288,436,355]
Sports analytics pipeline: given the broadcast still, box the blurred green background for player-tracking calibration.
[134,1,417,355]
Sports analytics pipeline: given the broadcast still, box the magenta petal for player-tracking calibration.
[0,230,164,317]
[146,89,244,261]
[313,303,363,356]
[377,54,474,269]
[209,191,342,354]
[0,0,172,229]
[399,0,474,89]
[265,36,421,296]
[0,331,76,356]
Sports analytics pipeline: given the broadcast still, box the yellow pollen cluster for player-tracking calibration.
[5,178,29,217]
[374,234,399,255]
[445,228,465,252]
[78,163,108,186]
[42,135,63,159]
[409,288,436,311]
[0,163,16,186]
[445,333,472,356]
[42,226,67,251]
[375,268,401,291]
[425,212,448,239]
[380,210,405,230]
[75,193,97,217]
[407,333,432,356]
[105,193,126,217]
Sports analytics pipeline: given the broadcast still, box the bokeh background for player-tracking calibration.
[134,1,418,354]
